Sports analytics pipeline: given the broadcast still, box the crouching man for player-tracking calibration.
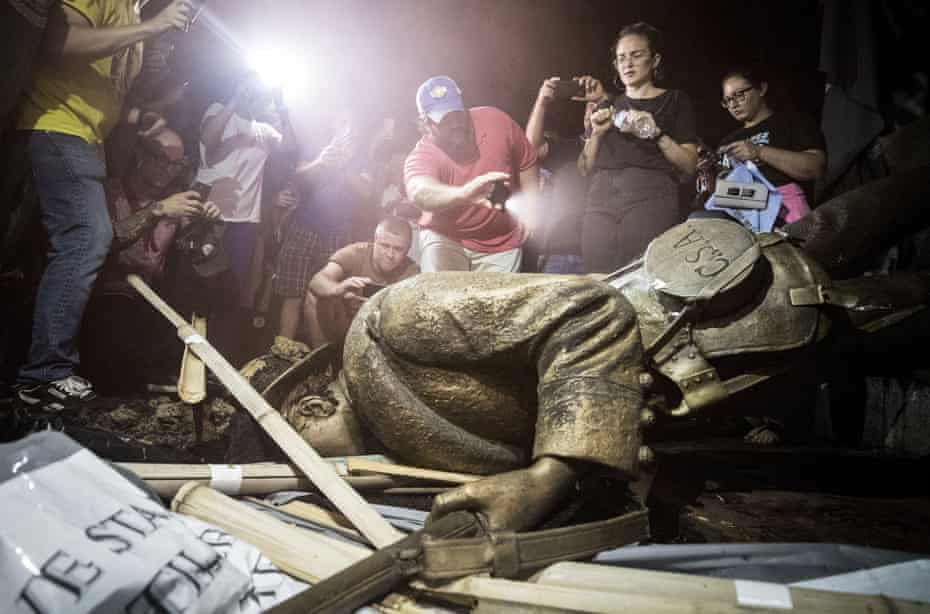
[303,216,419,349]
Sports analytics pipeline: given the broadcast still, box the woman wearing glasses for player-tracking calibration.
[577,22,698,273]
[718,66,826,226]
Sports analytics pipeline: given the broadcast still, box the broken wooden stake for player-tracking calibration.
[128,274,403,548]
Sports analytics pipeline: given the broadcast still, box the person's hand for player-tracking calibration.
[137,111,167,138]
[589,106,613,137]
[622,109,661,140]
[153,191,204,219]
[149,0,195,34]
[573,75,607,103]
[338,276,372,302]
[722,139,762,162]
[319,141,351,168]
[200,201,222,219]
[276,186,299,210]
[320,145,349,168]
[429,457,579,532]
[537,77,559,106]
[458,171,510,209]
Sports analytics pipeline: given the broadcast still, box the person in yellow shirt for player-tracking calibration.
[15,0,196,413]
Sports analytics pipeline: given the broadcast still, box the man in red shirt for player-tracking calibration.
[404,76,540,272]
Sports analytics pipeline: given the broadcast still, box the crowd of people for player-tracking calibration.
[0,1,830,419]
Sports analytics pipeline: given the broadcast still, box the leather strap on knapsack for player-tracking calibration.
[419,508,649,581]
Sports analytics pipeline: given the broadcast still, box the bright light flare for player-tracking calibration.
[247,45,312,102]
[501,191,537,236]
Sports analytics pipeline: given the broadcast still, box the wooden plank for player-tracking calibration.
[177,314,207,404]
[418,570,930,614]
[266,499,360,537]
[128,274,404,548]
[172,483,432,614]
[347,458,481,484]
[533,562,930,614]
[117,461,403,498]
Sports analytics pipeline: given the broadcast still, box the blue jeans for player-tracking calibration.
[17,131,112,385]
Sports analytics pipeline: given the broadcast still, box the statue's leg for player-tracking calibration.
[343,272,645,479]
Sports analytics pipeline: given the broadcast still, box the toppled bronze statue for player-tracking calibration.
[234,165,930,533]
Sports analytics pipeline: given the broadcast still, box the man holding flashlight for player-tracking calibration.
[13,0,197,413]
[405,76,540,273]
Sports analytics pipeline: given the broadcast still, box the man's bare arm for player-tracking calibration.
[309,262,351,298]
[43,1,192,61]
[406,172,509,212]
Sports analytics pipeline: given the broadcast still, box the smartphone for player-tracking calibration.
[489,181,511,208]
[552,78,584,100]
[190,181,212,201]
[361,281,386,298]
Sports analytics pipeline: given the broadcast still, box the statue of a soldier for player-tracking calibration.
[236,164,930,533]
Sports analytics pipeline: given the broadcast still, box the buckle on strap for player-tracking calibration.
[419,509,650,582]
[490,532,520,578]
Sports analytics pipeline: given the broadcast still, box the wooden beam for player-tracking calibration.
[347,458,481,485]
[128,274,403,547]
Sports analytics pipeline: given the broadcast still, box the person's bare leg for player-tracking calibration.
[278,297,302,340]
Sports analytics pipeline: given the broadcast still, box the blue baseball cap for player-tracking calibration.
[416,76,465,123]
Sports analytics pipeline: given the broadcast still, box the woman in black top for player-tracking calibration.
[577,22,698,273]
[718,67,827,226]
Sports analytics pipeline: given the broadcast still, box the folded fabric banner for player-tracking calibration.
[0,431,306,614]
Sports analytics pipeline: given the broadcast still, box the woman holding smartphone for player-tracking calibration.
[717,66,826,227]
[577,22,699,273]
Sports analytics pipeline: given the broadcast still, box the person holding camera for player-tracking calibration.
[577,22,699,274]
[304,217,418,350]
[78,128,219,392]
[13,0,197,412]
[194,73,292,364]
[404,75,539,273]
[524,77,593,273]
[717,66,826,226]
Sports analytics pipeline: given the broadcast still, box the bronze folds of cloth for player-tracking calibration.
[343,272,646,480]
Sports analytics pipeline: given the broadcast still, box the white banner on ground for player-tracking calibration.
[0,432,306,614]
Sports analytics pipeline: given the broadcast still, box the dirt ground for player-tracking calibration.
[3,386,928,554]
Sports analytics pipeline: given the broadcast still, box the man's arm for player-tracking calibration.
[200,98,242,166]
[112,191,215,247]
[406,172,510,212]
[308,262,370,299]
[43,1,192,61]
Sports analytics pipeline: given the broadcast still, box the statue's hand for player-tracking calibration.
[429,456,579,532]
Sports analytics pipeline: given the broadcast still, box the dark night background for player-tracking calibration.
[170,0,830,149]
